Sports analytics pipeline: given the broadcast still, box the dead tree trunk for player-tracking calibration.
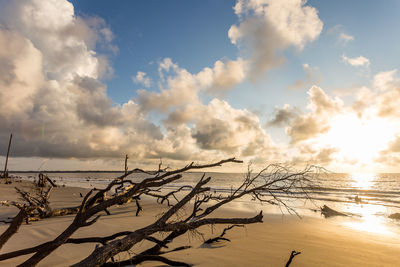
[37,173,47,187]
[2,133,12,184]
[37,173,57,188]
[0,159,317,266]
[124,154,128,175]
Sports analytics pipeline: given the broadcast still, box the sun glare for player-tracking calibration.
[350,173,376,190]
[319,114,394,164]
[344,204,392,235]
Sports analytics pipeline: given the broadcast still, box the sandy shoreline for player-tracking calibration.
[0,181,399,266]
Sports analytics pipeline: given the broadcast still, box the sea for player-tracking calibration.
[10,171,400,235]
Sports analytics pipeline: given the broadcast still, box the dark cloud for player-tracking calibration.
[286,115,329,143]
[192,118,237,152]
[267,105,298,127]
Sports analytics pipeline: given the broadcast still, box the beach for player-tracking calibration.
[0,180,400,266]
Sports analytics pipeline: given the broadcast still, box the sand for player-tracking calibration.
[0,180,399,266]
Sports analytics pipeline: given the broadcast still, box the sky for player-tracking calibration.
[0,0,400,172]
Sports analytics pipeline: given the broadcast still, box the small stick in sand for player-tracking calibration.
[285,250,301,267]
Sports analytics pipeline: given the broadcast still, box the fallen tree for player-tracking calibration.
[0,158,318,266]
[0,183,82,250]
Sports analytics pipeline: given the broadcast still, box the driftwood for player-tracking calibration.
[37,173,57,188]
[1,184,80,228]
[124,154,128,175]
[0,158,318,266]
[285,250,301,267]
[321,205,348,218]
[388,213,400,220]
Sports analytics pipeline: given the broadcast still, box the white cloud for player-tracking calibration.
[138,59,205,113]
[6,0,400,173]
[138,57,249,112]
[342,55,370,67]
[0,0,164,160]
[281,86,344,144]
[132,71,151,88]
[191,99,272,156]
[229,0,323,79]
[207,58,249,95]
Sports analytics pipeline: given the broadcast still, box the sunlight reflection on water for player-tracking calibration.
[343,173,393,235]
[343,203,392,235]
[350,173,376,190]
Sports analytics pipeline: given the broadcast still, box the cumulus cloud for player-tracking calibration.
[0,0,278,169]
[350,69,400,119]
[139,59,275,159]
[10,0,400,173]
[307,85,343,115]
[274,70,400,170]
[0,0,163,160]
[132,71,151,88]
[137,58,206,113]
[267,104,298,127]
[284,86,343,143]
[286,114,330,143]
[229,0,323,79]
[207,58,248,95]
[191,99,271,154]
[373,70,400,117]
[342,55,370,67]
[138,57,249,113]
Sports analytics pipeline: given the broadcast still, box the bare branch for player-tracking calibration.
[0,159,316,267]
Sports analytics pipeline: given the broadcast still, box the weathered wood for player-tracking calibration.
[321,205,348,218]
[0,232,134,261]
[2,133,12,183]
[37,173,56,188]
[73,213,263,267]
[389,213,400,220]
[0,159,317,267]
[124,154,128,175]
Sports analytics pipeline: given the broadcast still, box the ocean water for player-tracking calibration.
[12,171,400,235]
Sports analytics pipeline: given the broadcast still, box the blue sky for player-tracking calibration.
[69,0,400,105]
[70,0,239,102]
[1,0,400,172]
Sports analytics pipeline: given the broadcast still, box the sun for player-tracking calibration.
[318,114,394,164]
